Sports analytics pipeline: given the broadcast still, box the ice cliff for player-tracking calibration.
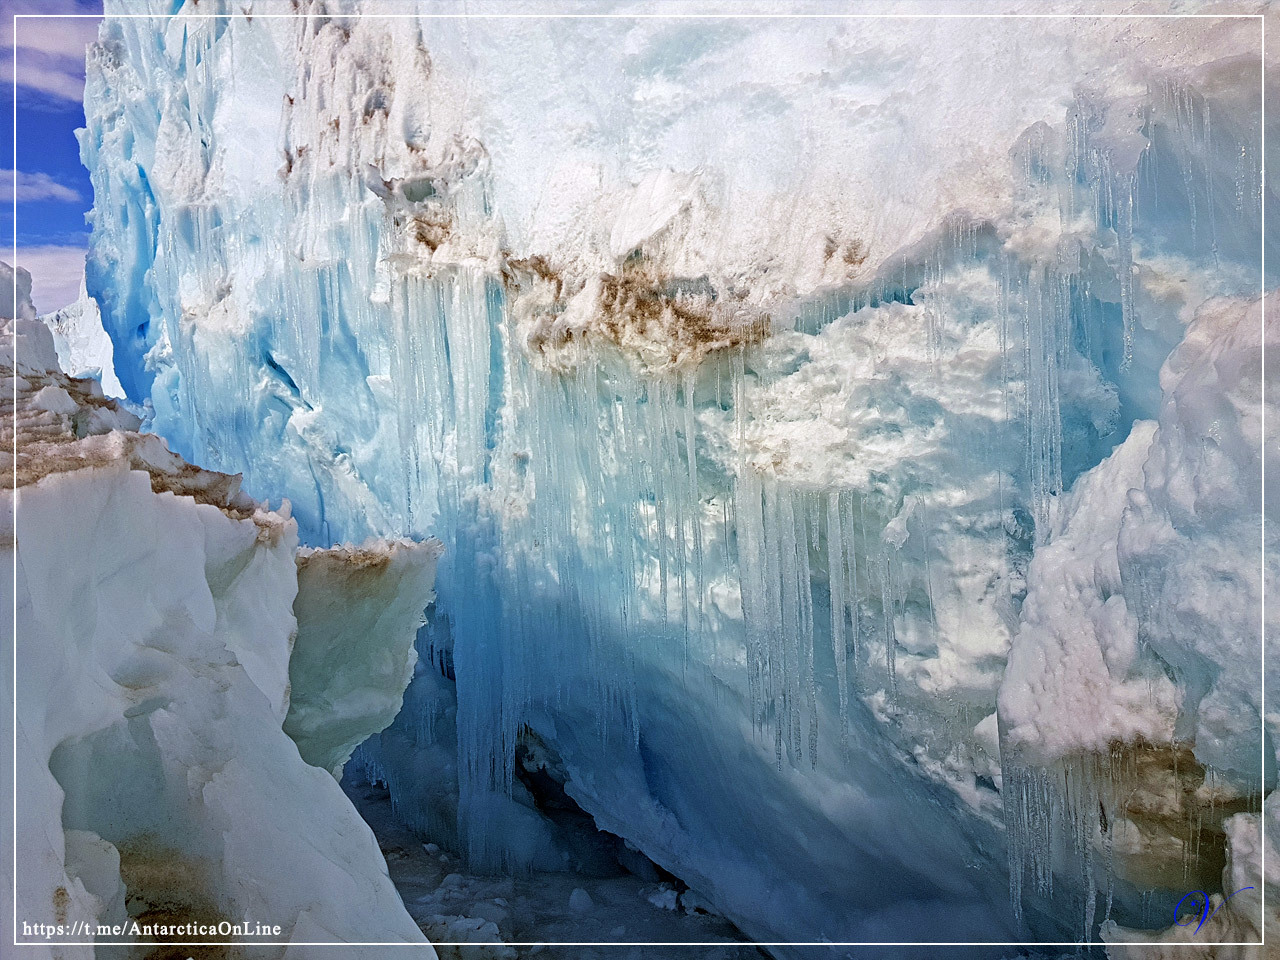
[3,273,441,954]
[73,0,1274,951]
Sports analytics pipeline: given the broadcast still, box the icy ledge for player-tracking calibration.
[1,310,438,956]
[287,537,444,778]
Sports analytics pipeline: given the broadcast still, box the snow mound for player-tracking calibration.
[2,322,436,955]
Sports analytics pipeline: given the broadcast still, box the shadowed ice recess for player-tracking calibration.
[72,2,1275,954]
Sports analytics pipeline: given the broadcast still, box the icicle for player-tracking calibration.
[1115,172,1137,369]
[881,548,897,697]
[843,493,862,671]
[826,490,850,745]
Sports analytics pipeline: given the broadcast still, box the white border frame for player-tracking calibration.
[7,5,1269,957]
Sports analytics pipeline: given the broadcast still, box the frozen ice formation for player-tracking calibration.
[4,256,123,397]
[75,1,1272,949]
[40,278,126,399]
[1002,295,1272,772]
[287,536,444,777]
[2,311,436,954]
[998,294,1273,936]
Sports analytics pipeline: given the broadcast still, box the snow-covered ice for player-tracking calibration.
[287,536,444,777]
[2,300,439,955]
[41,0,1278,951]
[39,277,124,399]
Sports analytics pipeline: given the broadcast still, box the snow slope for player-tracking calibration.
[2,309,436,955]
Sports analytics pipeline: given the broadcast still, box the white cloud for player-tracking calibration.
[2,15,100,60]
[11,57,87,103]
[3,2,101,105]
[14,245,86,314]
[1,169,81,203]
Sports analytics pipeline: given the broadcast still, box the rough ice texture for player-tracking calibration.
[1,323,435,955]
[287,537,444,777]
[40,279,126,398]
[80,1,1272,948]
[1114,296,1270,783]
[997,295,1271,939]
[999,419,1180,761]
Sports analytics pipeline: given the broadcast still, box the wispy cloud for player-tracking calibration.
[3,1,102,106]
[1,169,81,203]
[3,12,100,60]
[10,58,90,103]
[14,244,86,314]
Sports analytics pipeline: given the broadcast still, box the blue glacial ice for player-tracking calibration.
[75,2,1275,950]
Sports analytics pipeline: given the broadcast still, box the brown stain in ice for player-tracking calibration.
[1097,739,1258,892]
[507,253,771,375]
[52,885,69,925]
[3,361,287,537]
[824,233,868,272]
[295,538,443,587]
[408,209,453,253]
[116,837,230,960]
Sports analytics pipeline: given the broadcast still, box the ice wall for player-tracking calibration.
[2,260,38,321]
[79,1,1272,947]
[998,294,1273,941]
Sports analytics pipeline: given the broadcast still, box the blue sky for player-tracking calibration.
[4,0,102,314]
